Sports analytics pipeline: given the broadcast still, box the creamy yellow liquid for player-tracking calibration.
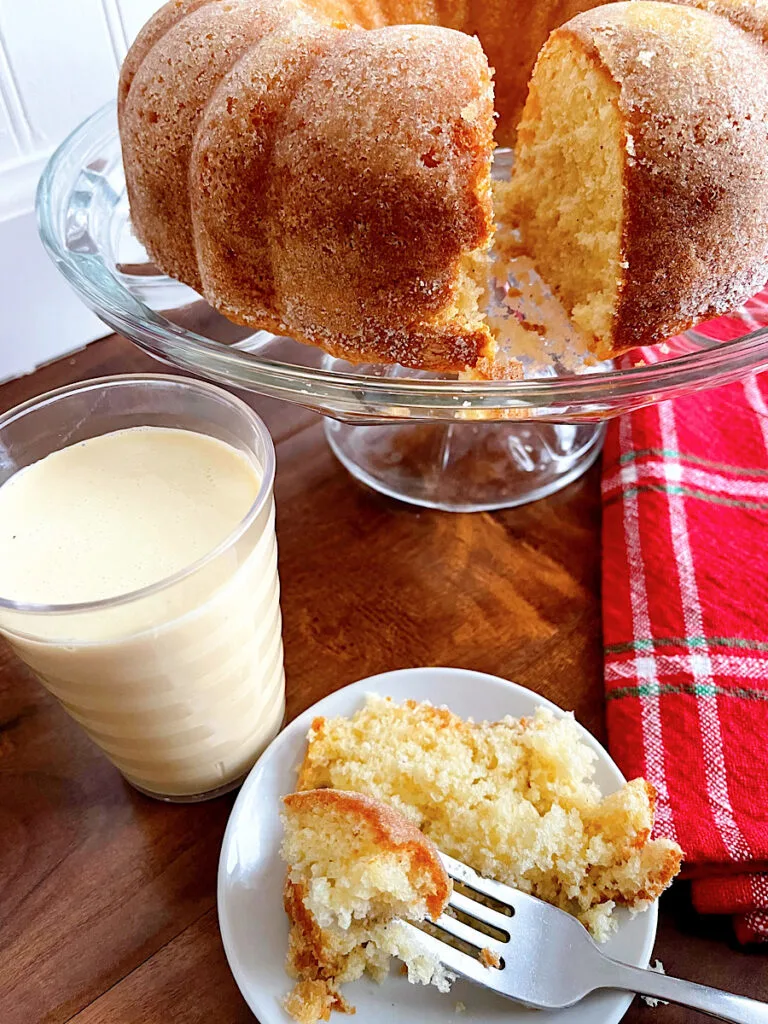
[0,427,285,798]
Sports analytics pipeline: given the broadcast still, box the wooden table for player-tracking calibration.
[0,335,765,1024]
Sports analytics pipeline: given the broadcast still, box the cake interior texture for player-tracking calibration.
[298,696,684,943]
[281,788,452,1022]
[500,35,625,350]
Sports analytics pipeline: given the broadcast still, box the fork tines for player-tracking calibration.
[408,852,514,984]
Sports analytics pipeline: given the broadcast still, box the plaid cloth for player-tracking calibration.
[601,363,768,945]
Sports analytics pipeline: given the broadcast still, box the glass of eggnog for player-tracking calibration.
[0,374,285,801]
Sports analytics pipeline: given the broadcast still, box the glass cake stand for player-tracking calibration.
[37,103,768,511]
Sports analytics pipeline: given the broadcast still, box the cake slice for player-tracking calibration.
[281,788,452,1023]
[502,0,768,358]
[298,695,683,942]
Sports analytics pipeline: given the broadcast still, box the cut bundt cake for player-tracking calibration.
[119,0,768,372]
[297,695,684,942]
[503,1,768,356]
[281,788,452,1022]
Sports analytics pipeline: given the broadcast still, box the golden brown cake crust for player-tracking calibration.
[189,20,499,372]
[284,876,347,981]
[667,0,768,42]
[119,0,292,290]
[281,786,452,1021]
[283,789,450,918]
[120,0,506,375]
[560,2,768,354]
[118,0,214,106]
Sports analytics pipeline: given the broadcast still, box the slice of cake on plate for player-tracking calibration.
[281,788,452,1023]
[282,695,684,1021]
[297,695,683,941]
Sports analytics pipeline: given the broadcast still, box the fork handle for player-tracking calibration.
[599,960,768,1023]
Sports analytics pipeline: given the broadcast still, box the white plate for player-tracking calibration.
[218,667,657,1024]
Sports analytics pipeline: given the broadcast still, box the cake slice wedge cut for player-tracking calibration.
[281,788,452,1023]
[502,0,768,358]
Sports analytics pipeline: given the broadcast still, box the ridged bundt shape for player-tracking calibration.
[119,0,768,373]
[120,0,504,374]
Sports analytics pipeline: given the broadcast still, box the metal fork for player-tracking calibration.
[406,853,768,1023]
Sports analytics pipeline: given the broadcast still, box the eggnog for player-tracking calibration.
[0,422,285,799]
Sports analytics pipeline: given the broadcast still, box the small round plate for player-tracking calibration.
[217,667,657,1024]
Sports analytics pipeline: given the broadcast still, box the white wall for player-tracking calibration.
[0,0,165,383]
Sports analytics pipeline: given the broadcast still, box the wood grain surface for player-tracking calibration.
[0,335,765,1024]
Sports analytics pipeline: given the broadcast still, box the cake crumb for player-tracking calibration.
[455,1001,467,1013]
[284,980,355,1023]
[641,960,668,1008]
[479,947,501,969]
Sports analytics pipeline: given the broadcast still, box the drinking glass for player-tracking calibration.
[0,374,284,801]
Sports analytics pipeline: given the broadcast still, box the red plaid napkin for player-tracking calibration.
[601,357,768,944]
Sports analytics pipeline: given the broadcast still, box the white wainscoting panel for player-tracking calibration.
[0,0,165,383]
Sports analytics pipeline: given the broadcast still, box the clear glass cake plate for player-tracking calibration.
[36,102,768,511]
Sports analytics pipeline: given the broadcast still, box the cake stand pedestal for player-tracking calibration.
[325,419,605,512]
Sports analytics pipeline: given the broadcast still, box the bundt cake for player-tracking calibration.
[503,1,768,356]
[119,0,768,373]
[281,788,452,1023]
